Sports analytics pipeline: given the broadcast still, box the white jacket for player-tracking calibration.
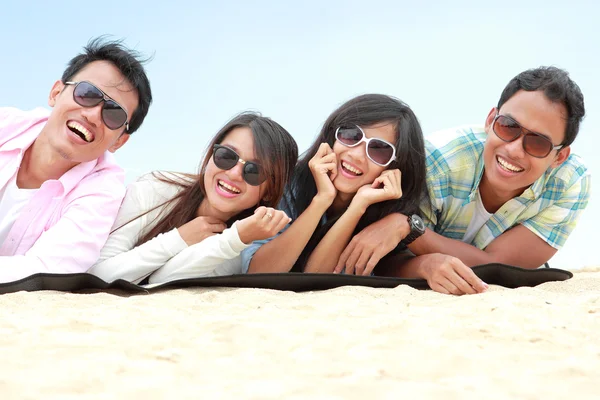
[88,172,250,285]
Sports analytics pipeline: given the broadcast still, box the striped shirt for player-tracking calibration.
[421,125,591,250]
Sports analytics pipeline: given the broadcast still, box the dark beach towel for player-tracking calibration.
[0,263,572,295]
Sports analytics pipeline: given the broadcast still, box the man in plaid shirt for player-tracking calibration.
[336,66,590,295]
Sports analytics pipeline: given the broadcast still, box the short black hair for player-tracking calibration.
[61,36,153,134]
[497,66,585,146]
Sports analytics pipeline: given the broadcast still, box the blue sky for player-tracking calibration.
[1,0,598,269]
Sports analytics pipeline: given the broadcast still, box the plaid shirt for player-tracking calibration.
[420,125,591,250]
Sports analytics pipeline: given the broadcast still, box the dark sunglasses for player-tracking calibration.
[335,125,397,167]
[492,114,563,158]
[64,81,130,131]
[212,144,265,186]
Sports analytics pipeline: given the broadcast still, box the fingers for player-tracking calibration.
[335,240,356,273]
[363,249,385,276]
[315,143,334,158]
[372,170,402,199]
[208,222,227,233]
[455,263,488,293]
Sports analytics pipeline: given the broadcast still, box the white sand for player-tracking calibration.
[1,270,599,400]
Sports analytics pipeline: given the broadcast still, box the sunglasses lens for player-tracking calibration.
[494,116,522,142]
[213,146,238,170]
[243,162,263,186]
[367,140,395,166]
[336,127,363,146]
[523,134,553,158]
[73,82,103,107]
[102,101,128,130]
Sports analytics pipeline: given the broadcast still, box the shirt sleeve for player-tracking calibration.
[419,144,446,231]
[87,176,188,284]
[0,169,125,283]
[521,169,591,249]
[147,222,250,285]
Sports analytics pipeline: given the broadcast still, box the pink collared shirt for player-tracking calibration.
[0,107,126,283]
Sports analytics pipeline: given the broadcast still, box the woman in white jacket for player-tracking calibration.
[88,112,298,285]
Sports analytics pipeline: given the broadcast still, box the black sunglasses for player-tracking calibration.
[64,81,130,131]
[212,145,265,186]
[492,114,563,158]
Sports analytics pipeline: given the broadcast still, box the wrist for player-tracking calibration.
[311,194,334,211]
[348,196,369,215]
[236,219,254,244]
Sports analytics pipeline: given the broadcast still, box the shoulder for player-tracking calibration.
[544,153,591,195]
[128,171,195,204]
[425,125,485,178]
[0,107,50,141]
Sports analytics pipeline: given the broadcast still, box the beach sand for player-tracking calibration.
[1,269,599,399]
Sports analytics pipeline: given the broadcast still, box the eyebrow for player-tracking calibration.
[503,112,553,141]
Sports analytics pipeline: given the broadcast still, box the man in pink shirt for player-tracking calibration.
[0,37,152,282]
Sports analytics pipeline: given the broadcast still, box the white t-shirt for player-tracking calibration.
[0,175,38,245]
[462,191,492,244]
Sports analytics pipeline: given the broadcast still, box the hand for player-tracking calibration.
[351,169,402,212]
[334,214,406,275]
[236,206,292,244]
[308,143,337,205]
[178,216,226,246]
[418,253,488,295]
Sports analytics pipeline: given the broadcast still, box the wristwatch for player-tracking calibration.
[400,214,426,246]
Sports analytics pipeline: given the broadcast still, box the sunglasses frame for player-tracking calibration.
[492,113,563,158]
[335,125,397,167]
[64,81,130,132]
[212,144,265,186]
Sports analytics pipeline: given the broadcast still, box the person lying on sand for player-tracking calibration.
[241,94,428,275]
[340,66,590,295]
[88,113,298,285]
[0,37,152,282]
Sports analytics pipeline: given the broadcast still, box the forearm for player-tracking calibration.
[149,225,248,284]
[89,228,187,283]
[304,204,364,273]
[248,198,330,273]
[375,251,425,278]
[408,229,493,267]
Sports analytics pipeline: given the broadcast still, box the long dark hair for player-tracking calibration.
[134,112,298,246]
[289,94,428,271]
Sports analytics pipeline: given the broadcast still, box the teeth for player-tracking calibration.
[67,121,92,142]
[342,161,363,175]
[497,156,523,172]
[218,180,241,193]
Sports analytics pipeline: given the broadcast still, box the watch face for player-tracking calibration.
[411,215,425,232]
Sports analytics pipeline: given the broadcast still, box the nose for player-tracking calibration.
[347,141,368,163]
[503,136,526,159]
[226,161,245,182]
[79,102,103,128]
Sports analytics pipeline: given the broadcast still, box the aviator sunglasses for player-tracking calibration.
[64,81,130,131]
[212,144,265,186]
[335,125,397,167]
[492,114,563,158]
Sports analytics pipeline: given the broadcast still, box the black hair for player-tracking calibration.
[289,94,428,271]
[497,66,585,146]
[61,36,153,134]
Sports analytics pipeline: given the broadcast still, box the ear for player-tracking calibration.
[484,107,497,132]
[108,133,130,153]
[48,80,65,108]
[551,145,570,168]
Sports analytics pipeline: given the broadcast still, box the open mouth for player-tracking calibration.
[67,121,93,143]
[497,156,524,173]
[341,161,363,176]
[218,180,241,194]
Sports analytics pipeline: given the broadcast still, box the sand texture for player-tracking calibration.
[1,270,599,399]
